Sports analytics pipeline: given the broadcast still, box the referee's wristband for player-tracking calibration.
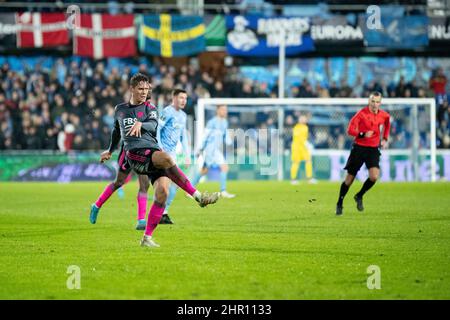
[358,132,365,138]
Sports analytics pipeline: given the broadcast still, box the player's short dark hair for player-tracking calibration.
[172,88,187,97]
[369,91,382,98]
[130,73,150,87]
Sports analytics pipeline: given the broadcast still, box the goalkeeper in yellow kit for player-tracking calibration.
[290,115,317,184]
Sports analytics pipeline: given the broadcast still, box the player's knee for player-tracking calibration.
[345,175,355,185]
[139,180,150,192]
[155,187,169,205]
[152,151,175,169]
[221,164,228,172]
[161,153,175,168]
[369,169,379,182]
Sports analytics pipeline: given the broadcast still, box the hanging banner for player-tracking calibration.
[15,12,69,48]
[310,15,364,46]
[428,17,450,47]
[0,13,17,49]
[74,14,136,59]
[205,15,226,47]
[360,15,429,48]
[226,15,315,56]
[139,14,205,57]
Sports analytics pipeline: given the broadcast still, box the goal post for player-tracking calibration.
[196,98,437,182]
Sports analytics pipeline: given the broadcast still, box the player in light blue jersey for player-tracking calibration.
[157,89,191,224]
[192,105,235,198]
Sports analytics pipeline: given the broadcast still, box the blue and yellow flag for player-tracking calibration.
[139,14,205,57]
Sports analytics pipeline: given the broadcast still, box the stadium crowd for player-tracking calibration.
[0,57,449,151]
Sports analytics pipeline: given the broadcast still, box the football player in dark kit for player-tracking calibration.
[335,92,391,215]
[90,73,220,247]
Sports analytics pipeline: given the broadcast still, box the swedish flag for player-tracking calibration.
[139,14,205,57]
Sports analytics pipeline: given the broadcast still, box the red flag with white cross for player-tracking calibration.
[15,12,69,48]
[73,14,136,59]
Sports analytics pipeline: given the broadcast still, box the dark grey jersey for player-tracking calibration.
[108,101,160,152]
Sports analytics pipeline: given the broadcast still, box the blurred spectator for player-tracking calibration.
[396,76,407,97]
[429,67,448,103]
[437,119,450,149]
[58,123,75,152]
[338,82,353,98]
[298,79,316,97]
[210,81,225,97]
[328,81,339,98]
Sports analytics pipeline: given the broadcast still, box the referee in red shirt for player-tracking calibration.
[336,92,391,215]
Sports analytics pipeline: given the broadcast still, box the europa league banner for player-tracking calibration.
[310,14,364,47]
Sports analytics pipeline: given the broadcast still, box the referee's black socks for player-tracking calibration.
[356,178,376,198]
[337,182,350,206]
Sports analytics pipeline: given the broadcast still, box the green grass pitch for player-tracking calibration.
[0,181,449,299]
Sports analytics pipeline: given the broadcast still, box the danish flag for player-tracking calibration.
[73,14,136,59]
[15,12,69,48]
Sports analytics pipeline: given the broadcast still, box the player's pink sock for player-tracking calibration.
[124,174,132,185]
[137,192,147,221]
[144,202,165,236]
[165,165,197,196]
[95,183,115,208]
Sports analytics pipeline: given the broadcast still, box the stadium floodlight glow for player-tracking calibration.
[197,98,437,182]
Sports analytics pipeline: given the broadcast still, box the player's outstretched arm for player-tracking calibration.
[107,118,121,151]
[100,150,112,163]
[101,118,120,163]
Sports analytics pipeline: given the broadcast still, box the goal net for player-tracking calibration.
[195,98,437,182]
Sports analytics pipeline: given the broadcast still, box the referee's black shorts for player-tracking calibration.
[344,143,381,176]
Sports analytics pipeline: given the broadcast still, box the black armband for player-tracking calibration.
[358,132,365,138]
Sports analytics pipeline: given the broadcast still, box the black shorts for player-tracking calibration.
[344,144,381,176]
[123,148,167,185]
